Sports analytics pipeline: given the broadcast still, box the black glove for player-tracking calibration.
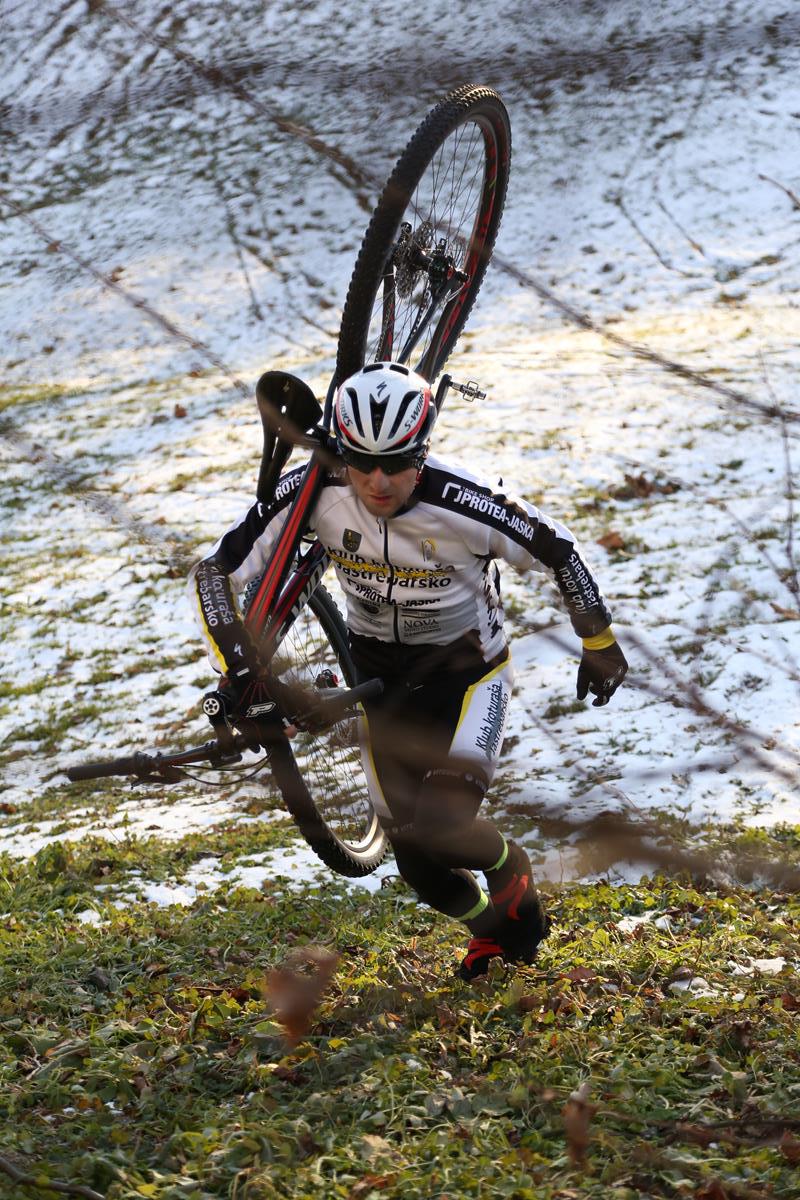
[201,663,289,753]
[576,640,628,707]
[223,664,330,731]
[219,662,278,722]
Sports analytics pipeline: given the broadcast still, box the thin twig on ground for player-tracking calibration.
[608,190,698,278]
[758,172,800,212]
[217,185,264,323]
[653,191,707,259]
[616,450,800,615]
[757,352,800,600]
[781,415,799,598]
[104,3,375,210]
[0,417,194,575]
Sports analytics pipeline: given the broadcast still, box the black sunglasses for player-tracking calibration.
[339,447,423,475]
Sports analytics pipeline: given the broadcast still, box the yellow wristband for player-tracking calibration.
[582,626,616,650]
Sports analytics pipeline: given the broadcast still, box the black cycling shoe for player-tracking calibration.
[487,841,549,951]
[497,905,550,965]
[458,913,549,980]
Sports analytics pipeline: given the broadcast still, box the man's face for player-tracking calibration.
[346,463,420,518]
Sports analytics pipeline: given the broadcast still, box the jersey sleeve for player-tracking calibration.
[188,466,308,675]
[422,463,613,638]
[486,500,613,638]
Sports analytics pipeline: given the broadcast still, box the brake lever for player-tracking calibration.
[130,767,185,786]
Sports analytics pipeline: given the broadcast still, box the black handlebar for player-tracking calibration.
[65,678,384,784]
[312,677,383,722]
[66,753,154,782]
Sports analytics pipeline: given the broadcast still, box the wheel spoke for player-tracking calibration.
[274,605,377,849]
[361,116,491,372]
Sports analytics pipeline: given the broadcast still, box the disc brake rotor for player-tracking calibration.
[395,220,434,297]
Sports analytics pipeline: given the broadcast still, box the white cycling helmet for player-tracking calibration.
[333,362,436,464]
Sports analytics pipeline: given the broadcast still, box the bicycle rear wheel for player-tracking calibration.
[265,584,388,877]
[336,84,511,385]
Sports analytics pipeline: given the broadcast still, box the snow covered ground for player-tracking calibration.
[1,0,798,886]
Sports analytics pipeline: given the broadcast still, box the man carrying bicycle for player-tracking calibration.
[190,361,627,979]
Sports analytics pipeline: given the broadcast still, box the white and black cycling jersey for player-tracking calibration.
[190,454,612,675]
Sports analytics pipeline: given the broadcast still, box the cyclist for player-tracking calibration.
[190,362,628,979]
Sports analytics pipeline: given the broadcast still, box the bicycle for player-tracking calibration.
[67,84,512,879]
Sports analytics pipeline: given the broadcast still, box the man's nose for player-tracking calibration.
[369,467,390,486]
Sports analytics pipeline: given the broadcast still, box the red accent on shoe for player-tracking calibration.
[491,873,529,921]
[463,937,503,968]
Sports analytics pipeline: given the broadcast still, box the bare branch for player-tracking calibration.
[493,254,800,424]
[0,417,195,575]
[756,353,800,600]
[0,1153,104,1200]
[781,416,799,599]
[103,3,375,210]
[0,200,337,473]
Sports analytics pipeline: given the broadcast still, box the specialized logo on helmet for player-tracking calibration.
[400,393,425,436]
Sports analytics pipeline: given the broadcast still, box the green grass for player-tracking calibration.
[0,829,799,1200]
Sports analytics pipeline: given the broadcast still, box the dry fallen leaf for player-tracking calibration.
[694,1180,730,1200]
[676,1122,717,1148]
[561,1080,595,1166]
[779,1130,800,1165]
[564,966,597,984]
[349,1174,396,1198]
[771,601,800,620]
[262,945,339,1046]
[597,530,625,551]
[359,1134,395,1163]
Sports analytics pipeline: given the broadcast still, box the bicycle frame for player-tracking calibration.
[242,369,341,664]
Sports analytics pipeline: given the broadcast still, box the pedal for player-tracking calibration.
[448,378,486,403]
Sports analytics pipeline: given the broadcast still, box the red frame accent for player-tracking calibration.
[244,456,328,636]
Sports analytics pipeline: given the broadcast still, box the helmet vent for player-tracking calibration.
[346,387,366,438]
[369,392,387,439]
[386,391,421,440]
[335,362,435,458]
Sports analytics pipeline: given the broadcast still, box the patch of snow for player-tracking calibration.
[728,956,789,975]
[1,0,799,890]
[668,976,719,997]
[616,911,657,933]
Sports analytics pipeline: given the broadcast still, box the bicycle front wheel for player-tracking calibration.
[267,584,388,877]
[336,84,511,385]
